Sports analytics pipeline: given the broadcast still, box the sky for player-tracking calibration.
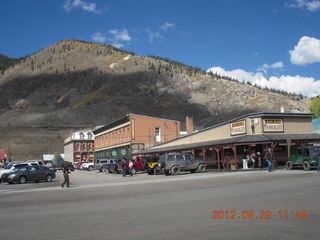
[1,0,320,97]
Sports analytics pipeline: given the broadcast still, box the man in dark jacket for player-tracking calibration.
[265,147,273,172]
[61,164,71,188]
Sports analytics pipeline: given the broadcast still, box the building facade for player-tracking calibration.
[93,114,180,160]
[138,112,320,169]
[64,130,94,162]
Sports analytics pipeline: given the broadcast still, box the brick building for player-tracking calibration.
[93,114,180,160]
[64,130,95,162]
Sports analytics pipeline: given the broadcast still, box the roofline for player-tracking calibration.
[145,112,314,149]
[93,113,180,134]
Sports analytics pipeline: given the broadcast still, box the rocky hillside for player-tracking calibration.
[0,39,309,160]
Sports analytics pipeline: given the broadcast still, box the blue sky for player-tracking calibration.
[1,0,320,97]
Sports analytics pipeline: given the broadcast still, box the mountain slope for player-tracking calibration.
[0,39,310,160]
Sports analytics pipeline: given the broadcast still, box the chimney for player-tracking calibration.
[186,116,194,134]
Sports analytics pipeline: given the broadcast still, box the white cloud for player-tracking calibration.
[257,61,284,73]
[108,29,131,42]
[90,29,132,48]
[63,0,102,14]
[207,66,320,97]
[289,36,320,65]
[160,22,175,31]
[91,32,106,43]
[286,0,320,12]
[145,29,164,43]
[107,29,132,48]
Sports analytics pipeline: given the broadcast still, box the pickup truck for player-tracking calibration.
[80,161,94,171]
[116,157,147,174]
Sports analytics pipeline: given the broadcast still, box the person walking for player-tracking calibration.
[61,164,71,188]
[265,147,273,172]
[121,158,127,177]
[129,159,134,176]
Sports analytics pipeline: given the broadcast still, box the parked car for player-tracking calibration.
[81,161,94,171]
[1,165,56,184]
[0,162,38,182]
[286,146,320,171]
[159,153,206,175]
[116,157,147,174]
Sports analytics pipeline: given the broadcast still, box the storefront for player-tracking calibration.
[136,112,320,169]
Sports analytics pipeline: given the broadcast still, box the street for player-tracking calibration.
[0,170,319,240]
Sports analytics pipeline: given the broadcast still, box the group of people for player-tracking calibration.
[120,158,134,177]
[242,147,273,172]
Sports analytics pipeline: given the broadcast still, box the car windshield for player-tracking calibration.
[4,164,14,169]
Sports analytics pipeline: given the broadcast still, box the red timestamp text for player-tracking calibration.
[211,210,309,220]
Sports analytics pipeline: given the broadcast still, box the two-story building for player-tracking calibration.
[64,130,95,162]
[137,112,320,169]
[93,114,180,160]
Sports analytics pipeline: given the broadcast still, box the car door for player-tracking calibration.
[27,166,40,181]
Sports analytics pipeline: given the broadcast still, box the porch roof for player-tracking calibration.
[137,133,320,154]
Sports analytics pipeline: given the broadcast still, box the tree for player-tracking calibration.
[309,97,320,118]
[52,152,63,163]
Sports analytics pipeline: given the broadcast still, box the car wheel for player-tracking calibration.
[88,166,93,171]
[131,167,137,175]
[154,167,161,175]
[19,176,26,184]
[196,164,206,173]
[147,168,154,175]
[99,167,103,173]
[164,170,170,176]
[171,166,181,175]
[303,161,311,171]
[286,161,293,170]
[46,175,53,182]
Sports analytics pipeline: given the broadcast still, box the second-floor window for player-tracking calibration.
[155,127,161,142]
[79,132,84,140]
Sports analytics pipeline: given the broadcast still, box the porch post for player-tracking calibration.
[230,145,238,169]
[214,146,222,170]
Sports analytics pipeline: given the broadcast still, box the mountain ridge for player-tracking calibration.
[0,39,310,160]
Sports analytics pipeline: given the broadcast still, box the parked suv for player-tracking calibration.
[286,146,320,171]
[159,153,206,175]
[145,156,161,175]
[94,159,111,172]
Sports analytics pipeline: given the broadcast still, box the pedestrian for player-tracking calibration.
[265,147,273,172]
[129,159,133,176]
[250,151,256,168]
[121,158,127,177]
[242,150,248,169]
[257,152,262,168]
[61,164,71,188]
[317,155,320,174]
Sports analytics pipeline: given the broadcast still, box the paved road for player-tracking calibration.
[0,170,319,240]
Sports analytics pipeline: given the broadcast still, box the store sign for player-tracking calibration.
[230,121,246,136]
[263,119,283,132]
[112,151,117,156]
[121,149,127,156]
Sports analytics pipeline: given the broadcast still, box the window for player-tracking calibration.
[82,143,86,151]
[87,132,92,140]
[155,127,161,142]
[76,143,81,151]
[79,132,84,140]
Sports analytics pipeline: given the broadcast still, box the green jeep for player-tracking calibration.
[286,146,320,171]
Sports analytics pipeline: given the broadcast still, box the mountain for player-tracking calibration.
[0,39,310,160]
[0,54,21,74]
